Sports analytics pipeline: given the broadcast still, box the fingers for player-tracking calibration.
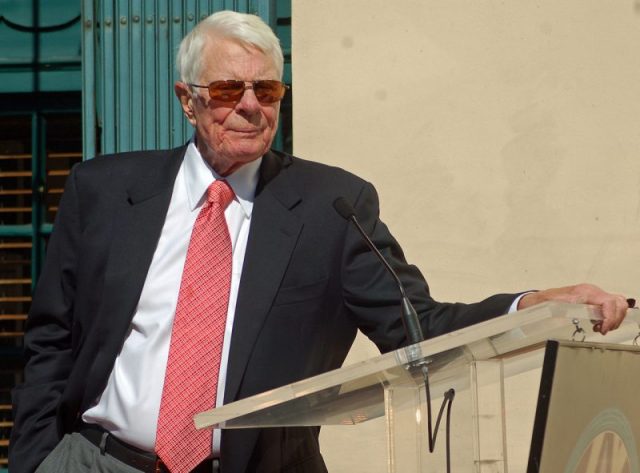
[519,283,632,336]
[595,293,629,335]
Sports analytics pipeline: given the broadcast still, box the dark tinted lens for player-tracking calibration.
[208,81,245,102]
[253,80,286,103]
[207,80,286,103]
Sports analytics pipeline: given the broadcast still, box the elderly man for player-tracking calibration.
[9,10,630,473]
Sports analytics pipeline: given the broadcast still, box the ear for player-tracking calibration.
[175,81,197,126]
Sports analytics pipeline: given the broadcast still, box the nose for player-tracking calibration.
[235,84,262,114]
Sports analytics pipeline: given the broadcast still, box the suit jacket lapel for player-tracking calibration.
[90,146,186,370]
[224,151,303,404]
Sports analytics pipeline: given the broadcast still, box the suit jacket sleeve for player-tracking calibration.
[9,165,82,473]
[341,181,517,353]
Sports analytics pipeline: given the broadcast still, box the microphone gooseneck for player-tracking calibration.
[333,196,455,473]
[332,197,424,345]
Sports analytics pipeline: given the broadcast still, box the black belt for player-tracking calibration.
[78,423,219,473]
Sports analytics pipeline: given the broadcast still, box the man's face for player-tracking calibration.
[176,38,281,176]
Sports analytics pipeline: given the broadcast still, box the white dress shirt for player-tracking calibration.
[83,142,261,453]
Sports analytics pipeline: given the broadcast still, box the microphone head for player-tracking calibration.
[333,197,356,220]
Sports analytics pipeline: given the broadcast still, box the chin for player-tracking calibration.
[227,143,269,160]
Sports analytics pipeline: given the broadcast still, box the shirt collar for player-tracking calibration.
[183,140,261,218]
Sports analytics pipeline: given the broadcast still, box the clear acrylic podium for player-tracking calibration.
[195,302,640,472]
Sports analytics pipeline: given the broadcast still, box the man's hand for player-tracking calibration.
[518,283,633,335]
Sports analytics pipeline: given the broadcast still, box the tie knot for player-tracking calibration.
[206,180,235,208]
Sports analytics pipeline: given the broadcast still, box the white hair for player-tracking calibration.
[176,10,284,84]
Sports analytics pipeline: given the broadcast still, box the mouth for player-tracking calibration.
[229,129,264,138]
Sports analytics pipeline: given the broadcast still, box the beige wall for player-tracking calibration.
[292,1,640,471]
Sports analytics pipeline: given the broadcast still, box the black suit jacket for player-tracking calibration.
[10,146,517,473]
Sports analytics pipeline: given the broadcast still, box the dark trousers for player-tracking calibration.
[35,433,141,473]
[34,431,220,473]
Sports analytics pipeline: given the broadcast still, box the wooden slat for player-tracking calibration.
[0,207,31,213]
[0,315,28,321]
[0,189,31,196]
[0,296,31,303]
[0,243,31,249]
[0,171,31,178]
[0,422,12,428]
[0,405,12,410]
[0,279,30,285]
[48,152,82,159]
[0,332,24,337]
[47,170,70,177]
[0,153,30,160]
[0,188,63,196]
[0,153,80,160]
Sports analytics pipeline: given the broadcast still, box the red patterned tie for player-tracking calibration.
[156,180,235,472]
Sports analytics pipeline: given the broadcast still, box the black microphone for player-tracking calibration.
[334,197,457,473]
[333,197,424,345]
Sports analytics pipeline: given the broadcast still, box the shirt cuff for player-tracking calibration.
[508,292,536,313]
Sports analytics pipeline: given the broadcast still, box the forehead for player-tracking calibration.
[199,37,278,81]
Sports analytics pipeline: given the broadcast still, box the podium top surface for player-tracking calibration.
[194,302,640,430]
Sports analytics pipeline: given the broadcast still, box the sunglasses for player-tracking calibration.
[189,80,289,104]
